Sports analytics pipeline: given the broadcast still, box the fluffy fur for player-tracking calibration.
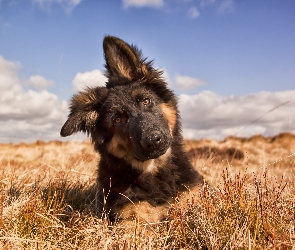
[61,36,203,222]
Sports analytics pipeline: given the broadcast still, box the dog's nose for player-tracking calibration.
[141,132,163,151]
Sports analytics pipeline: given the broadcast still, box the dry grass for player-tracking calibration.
[0,133,294,249]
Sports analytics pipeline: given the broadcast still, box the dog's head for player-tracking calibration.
[61,36,179,163]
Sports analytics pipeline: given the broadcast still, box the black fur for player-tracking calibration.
[61,36,203,221]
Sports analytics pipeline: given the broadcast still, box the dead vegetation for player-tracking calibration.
[0,133,294,249]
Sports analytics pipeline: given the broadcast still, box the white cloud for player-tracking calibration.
[217,0,234,14]
[32,0,83,12]
[26,75,54,90]
[123,0,164,8]
[175,73,207,90]
[0,56,21,92]
[200,0,216,7]
[1,56,294,143]
[0,55,68,143]
[200,0,234,14]
[120,0,234,18]
[187,6,200,19]
[179,90,295,140]
[72,69,107,92]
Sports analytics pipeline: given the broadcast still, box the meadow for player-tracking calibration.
[0,133,294,249]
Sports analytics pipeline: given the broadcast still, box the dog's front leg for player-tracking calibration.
[112,187,169,223]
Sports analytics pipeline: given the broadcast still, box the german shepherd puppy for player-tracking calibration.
[61,36,203,222]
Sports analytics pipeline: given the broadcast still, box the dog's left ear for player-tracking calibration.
[60,87,109,137]
[103,36,148,85]
[103,36,174,104]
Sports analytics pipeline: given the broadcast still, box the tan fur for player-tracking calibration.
[129,158,154,172]
[107,133,172,173]
[141,64,148,76]
[130,147,171,173]
[117,64,132,80]
[109,41,139,80]
[160,103,177,135]
[118,183,203,224]
[85,111,98,128]
[130,89,141,98]
[74,88,98,104]
[107,134,129,159]
[119,201,169,223]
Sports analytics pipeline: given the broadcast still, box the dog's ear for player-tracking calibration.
[103,36,147,84]
[60,87,109,137]
[103,36,174,104]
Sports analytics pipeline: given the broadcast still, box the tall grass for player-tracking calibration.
[0,134,294,249]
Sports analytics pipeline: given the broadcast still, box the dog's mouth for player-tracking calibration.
[128,124,172,162]
[133,141,171,162]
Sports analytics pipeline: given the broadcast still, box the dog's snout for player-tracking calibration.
[141,132,163,151]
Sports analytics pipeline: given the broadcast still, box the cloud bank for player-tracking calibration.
[179,90,295,139]
[123,0,164,8]
[0,56,68,143]
[121,0,234,18]
[32,0,83,12]
[187,6,200,19]
[72,69,107,92]
[26,75,54,90]
[175,73,206,90]
[0,55,294,143]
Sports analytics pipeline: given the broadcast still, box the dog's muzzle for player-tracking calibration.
[137,130,171,160]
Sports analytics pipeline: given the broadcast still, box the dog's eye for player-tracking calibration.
[113,112,128,125]
[114,117,121,123]
[114,114,122,124]
[142,98,151,106]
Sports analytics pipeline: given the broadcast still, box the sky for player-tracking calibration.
[0,0,294,143]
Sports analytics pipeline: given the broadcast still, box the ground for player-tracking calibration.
[0,133,294,249]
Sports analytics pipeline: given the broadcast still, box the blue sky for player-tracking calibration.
[0,0,294,142]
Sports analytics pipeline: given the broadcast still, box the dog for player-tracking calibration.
[60,36,203,222]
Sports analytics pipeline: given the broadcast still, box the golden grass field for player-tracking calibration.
[0,133,294,249]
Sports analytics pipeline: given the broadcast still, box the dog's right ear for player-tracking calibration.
[60,87,109,137]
